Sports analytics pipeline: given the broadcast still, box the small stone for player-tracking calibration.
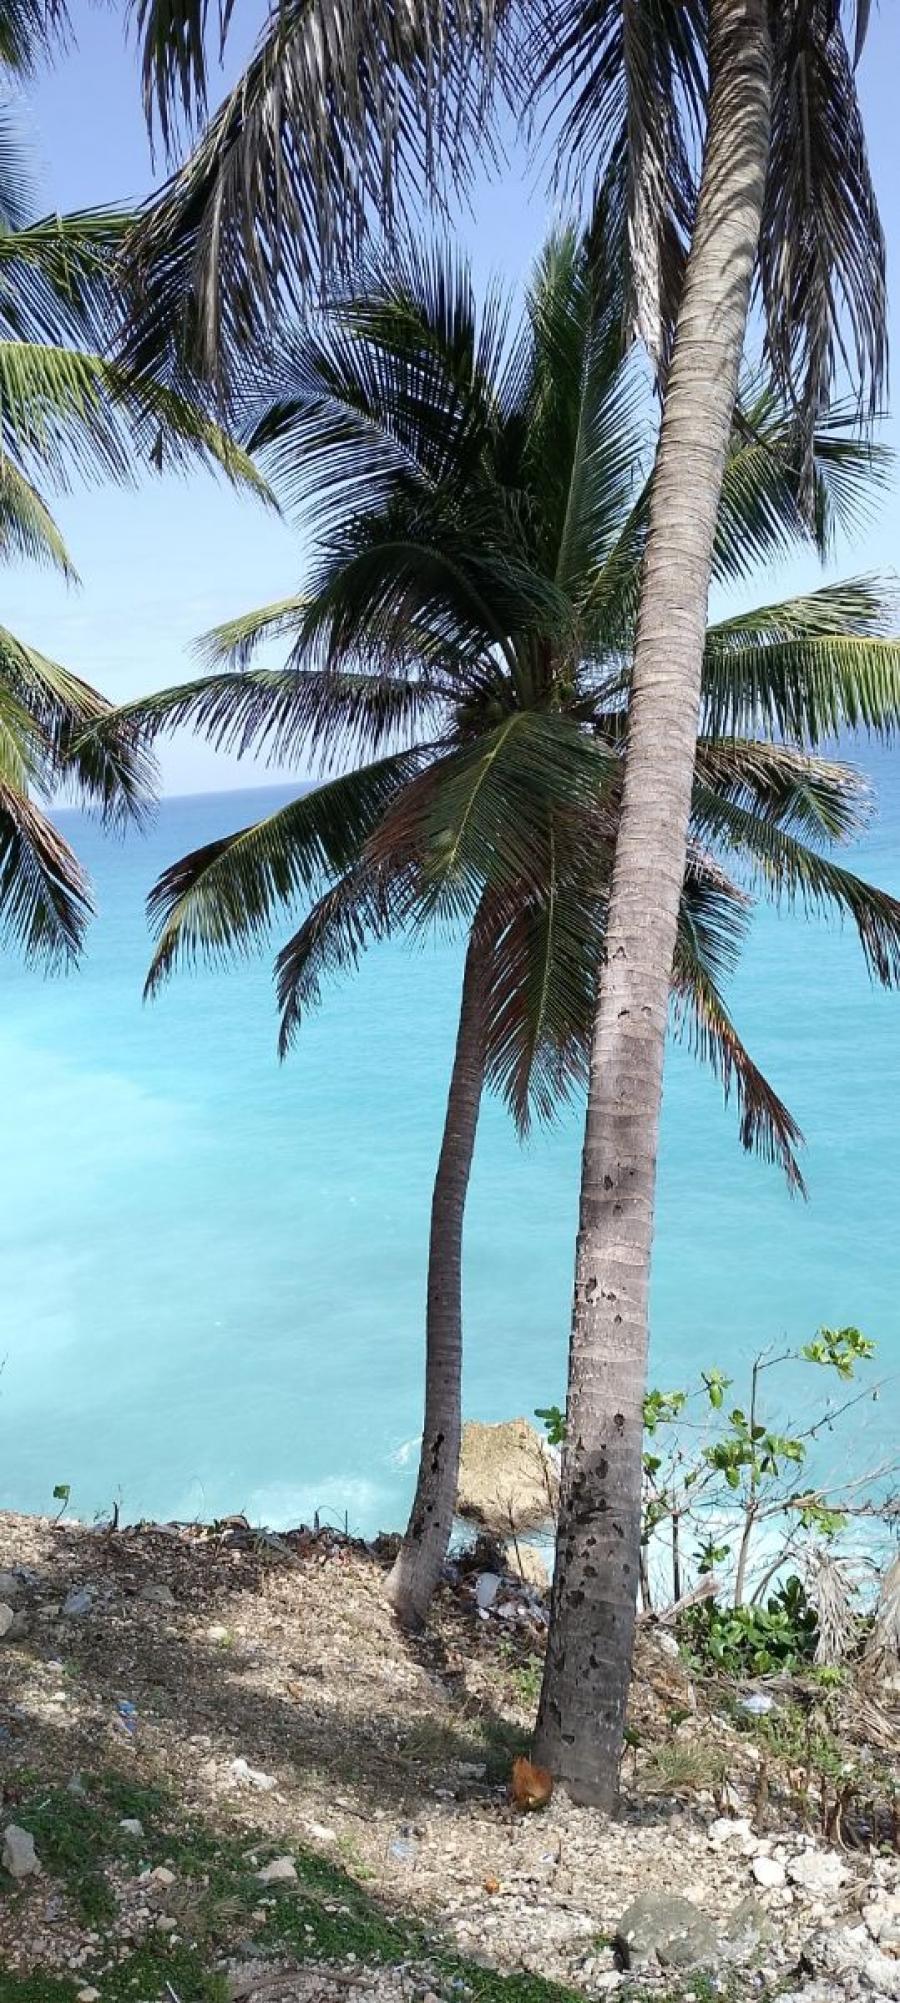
[653,1629,681,1660]
[788,1851,850,1896]
[156,1915,178,1934]
[256,1856,297,1885]
[303,1821,336,1844]
[475,1573,501,1611]
[77,1988,101,2001]
[207,1625,230,1643]
[753,1856,787,1891]
[140,1582,176,1608]
[230,1756,276,1792]
[61,1586,95,1618]
[119,1818,144,1838]
[595,1976,624,1993]
[150,1866,176,1887]
[0,1572,21,1602]
[457,1762,487,1780]
[2,1825,39,1878]
[709,1817,754,1848]
[0,1604,15,1638]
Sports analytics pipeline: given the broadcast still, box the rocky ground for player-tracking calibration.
[0,1511,898,2003]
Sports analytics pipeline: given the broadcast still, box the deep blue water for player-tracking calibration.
[1,758,898,1532]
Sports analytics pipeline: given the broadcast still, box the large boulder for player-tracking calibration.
[615,1891,767,1974]
[457,1419,558,1535]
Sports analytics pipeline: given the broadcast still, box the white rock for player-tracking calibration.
[0,1573,20,1602]
[753,1856,787,1890]
[303,1822,336,1844]
[119,1818,144,1838]
[156,1916,178,1934]
[2,1825,39,1878]
[708,1816,753,1848]
[788,1851,850,1896]
[230,1756,276,1792]
[0,1604,15,1638]
[256,1856,297,1885]
[151,1866,176,1887]
[475,1572,501,1611]
[864,1952,900,2000]
[77,1987,101,2000]
[207,1625,230,1643]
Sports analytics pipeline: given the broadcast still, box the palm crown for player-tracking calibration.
[127,0,883,434]
[114,224,900,1192]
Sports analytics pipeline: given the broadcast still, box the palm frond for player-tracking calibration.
[523,224,648,600]
[0,0,68,76]
[669,873,801,1185]
[695,739,872,846]
[0,456,74,572]
[237,239,515,527]
[144,751,423,993]
[366,712,616,927]
[692,779,900,986]
[527,0,705,368]
[0,778,92,965]
[0,627,156,825]
[276,860,414,1052]
[713,385,893,585]
[127,0,505,382]
[760,0,887,427]
[703,584,900,744]
[480,856,597,1131]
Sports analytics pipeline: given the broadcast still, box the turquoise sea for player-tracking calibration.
[1,760,898,1534]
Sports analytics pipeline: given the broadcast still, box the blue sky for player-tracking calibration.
[6,6,900,794]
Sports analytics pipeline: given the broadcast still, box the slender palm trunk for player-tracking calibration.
[534,0,773,1807]
[386,932,486,1628]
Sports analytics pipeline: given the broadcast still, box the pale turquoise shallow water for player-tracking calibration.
[1,761,898,1532]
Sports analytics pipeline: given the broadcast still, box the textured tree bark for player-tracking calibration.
[534,0,773,1807]
[386,933,486,1628]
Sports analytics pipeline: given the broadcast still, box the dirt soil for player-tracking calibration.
[0,1512,898,2003]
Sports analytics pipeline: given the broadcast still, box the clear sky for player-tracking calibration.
[6,6,900,795]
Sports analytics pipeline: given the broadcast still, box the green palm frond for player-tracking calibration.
[711,386,893,586]
[0,340,268,495]
[480,856,597,1132]
[672,857,805,1192]
[196,597,310,671]
[275,860,416,1054]
[523,226,647,599]
[0,627,156,824]
[695,740,872,845]
[703,586,900,744]
[0,778,92,965]
[367,712,616,927]
[692,780,900,986]
[145,751,425,993]
[672,955,806,1196]
[0,456,74,572]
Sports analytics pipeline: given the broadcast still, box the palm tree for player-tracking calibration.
[0,90,265,954]
[103,229,900,1635]
[122,0,888,1798]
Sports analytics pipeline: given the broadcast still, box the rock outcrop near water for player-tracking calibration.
[456,1417,558,1534]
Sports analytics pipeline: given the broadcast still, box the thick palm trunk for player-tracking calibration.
[534,0,773,1807]
[386,933,486,1628]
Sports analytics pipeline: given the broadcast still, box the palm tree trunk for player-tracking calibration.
[386,931,486,1628]
[533,0,773,1808]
